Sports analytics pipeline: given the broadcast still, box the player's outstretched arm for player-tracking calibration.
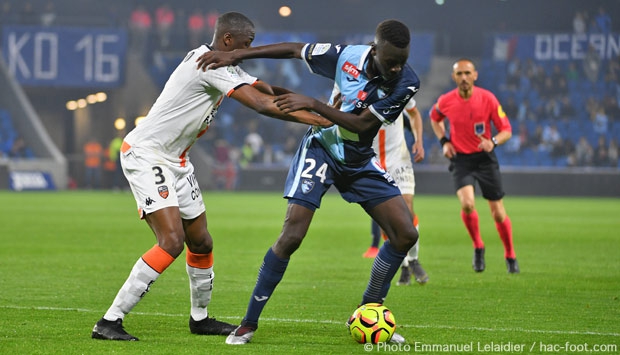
[197,43,305,71]
[274,93,381,134]
[253,81,294,96]
[230,85,331,127]
[407,106,425,163]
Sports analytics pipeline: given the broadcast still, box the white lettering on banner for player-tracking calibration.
[34,32,58,80]
[75,34,120,82]
[4,27,123,84]
[7,33,31,78]
[534,33,620,60]
[11,172,50,191]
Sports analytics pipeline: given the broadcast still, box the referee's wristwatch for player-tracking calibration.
[491,136,499,147]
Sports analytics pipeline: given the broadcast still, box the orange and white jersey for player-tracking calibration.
[124,44,257,167]
[373,98,416,170]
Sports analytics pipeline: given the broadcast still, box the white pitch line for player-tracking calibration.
[2,305,619,337]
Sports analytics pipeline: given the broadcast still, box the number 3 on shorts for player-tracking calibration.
[152,166,166,184]
[301,158,328,184]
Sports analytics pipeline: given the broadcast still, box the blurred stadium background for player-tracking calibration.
[0,0,618,196]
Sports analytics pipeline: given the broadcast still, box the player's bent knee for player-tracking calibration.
[391,228,417,252]
[273,234,304,258]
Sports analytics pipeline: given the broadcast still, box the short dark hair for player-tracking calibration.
[376,20,410,49]
[215,12,254,36]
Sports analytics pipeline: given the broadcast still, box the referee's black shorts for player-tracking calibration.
[449,151,505,201]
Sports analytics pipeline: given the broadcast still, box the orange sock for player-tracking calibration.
[413,214,419,230]
[141,245,175,274]
[186,250,214,269]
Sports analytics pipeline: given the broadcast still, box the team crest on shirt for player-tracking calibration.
[301,179,315,194]
[377,88,387,99]
[225,66,240,79]
[158,185,169,199]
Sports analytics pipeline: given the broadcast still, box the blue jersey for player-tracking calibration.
[301,42,420,165]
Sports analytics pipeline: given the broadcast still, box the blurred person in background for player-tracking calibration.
[83,137,103,189]
[107,131,125,190]
[128,4,152,55]
[430,59,519,274]
[188,8,206,48]
[574,136,594,166]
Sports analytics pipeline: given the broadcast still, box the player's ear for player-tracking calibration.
[222,32,233,47]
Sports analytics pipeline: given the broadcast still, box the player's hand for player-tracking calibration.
[330,93,343,109]
[477,135,494,152]
[442,142,456,159]
[411,141,425,163]
[274,93,316,113]
[196,51,238,71]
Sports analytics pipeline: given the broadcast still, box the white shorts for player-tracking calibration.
[384,146,415,196]
[121,146,205,219]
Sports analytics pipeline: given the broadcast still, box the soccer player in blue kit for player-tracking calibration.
[197,19,420,345]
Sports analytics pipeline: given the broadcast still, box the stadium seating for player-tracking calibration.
[476,59,619,168]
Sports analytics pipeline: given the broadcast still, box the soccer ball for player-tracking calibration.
[348,303,396,344]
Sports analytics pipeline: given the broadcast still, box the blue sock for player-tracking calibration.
[362,241,406,304]
[370,220,381,248]
[243,248,289,327]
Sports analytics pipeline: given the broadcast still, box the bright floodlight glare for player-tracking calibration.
[279,6,292,17]
[435,0,445,5]
[114,118,126,131]
[86,94,97,104]
[66,101,78,110]
[77,99,87,108]
[96,92,107,102]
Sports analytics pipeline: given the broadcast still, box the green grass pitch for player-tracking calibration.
[0,191,618,354]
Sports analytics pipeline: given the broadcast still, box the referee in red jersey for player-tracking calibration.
[429,58,519,274]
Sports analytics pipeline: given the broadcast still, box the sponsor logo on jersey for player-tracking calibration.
[301,179,315,194]
[342,61,360,79]
[382,103,402,115]
[357,90,368,101]
[310,43,331,56]
[158,185,169,199]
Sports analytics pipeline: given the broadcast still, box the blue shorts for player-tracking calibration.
[283,132,401,211]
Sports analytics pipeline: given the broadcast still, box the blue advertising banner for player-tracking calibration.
[10,171,55,191]
[487,32,620,62]
[2,25,128,88]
